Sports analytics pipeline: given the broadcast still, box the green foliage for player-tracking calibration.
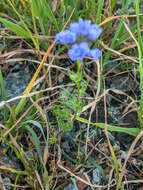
[53,87,85,130]
[31,0,60,34]
[0,68,8,121]
[103,0,137,63]
[0,17,31,38]
[53,103,73,130]
[77,117,142,137]
[53,58,88,130]
[135,0,143,119]
[25,125,43,165]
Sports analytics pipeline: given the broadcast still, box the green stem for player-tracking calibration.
[76,60,81,101]
[76,60,82,159]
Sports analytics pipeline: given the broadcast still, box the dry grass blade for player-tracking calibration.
[35,170,44,190]
[0,166,22,174]
[119,44,137,53]
[123,179,143,185]
[82,89,110,112]
[0,49,66,59]
[0,83,74,109]
[116,130,143,190]
[101,42,138,63]
[99,14,143,27]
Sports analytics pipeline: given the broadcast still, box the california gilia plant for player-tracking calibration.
[53,18,103,130]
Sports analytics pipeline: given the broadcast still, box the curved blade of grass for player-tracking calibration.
[114,24,137,48]
[31,0,46,35]
[76,117,141,137]
[14,175,19,190]
[25,125,43,165]
[88,157,107,183]
[21,120,47,143]
[0,17,31,38]
[31,0,43,19]
[7,0,38,49]
[44,0,60,31]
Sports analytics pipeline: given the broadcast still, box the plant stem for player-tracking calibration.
[76,59,81,101]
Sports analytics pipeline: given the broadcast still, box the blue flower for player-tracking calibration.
[70,18,91,37]
[68,42,90,61]
[55,30,76,44]
[69,22,80,35]
[1,142,7,148]
[55,19,103,61]
[88,48,102,61]
[88,24,103,41]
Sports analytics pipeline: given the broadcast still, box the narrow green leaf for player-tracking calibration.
[135,0,143,118]
[31,0,41,19]
[77,117,141,137]
[95,0,104,24]
[44,0,60,31]
[0,17,31,38]
[110,0,117,13]
[7,0,38,49]
[0,67,8,120]
[22,120,47,143]
[25,125,42,165]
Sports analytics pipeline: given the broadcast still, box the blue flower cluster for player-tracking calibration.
[55,18,103,62]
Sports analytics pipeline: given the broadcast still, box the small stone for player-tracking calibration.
[58,77,64,83]
[92,168,102,185]
[2,177,12,190]
[121,151,127,159]
[63,183,77,190]
[61,141,70,153]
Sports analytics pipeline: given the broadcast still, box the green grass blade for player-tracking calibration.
[7,0,38,49]
[44,0,60,31]
[76,117,141,137]
[104,21,124,62]
[114,24,137,48]
[31,0,46,35]
[95,0,104,24]
[0,67,8,120]
[121,18,143,128]
[88,157,107,183]
[0,17,31,38]
[25,125,43,165]
[135,0,143,54]
[43,168,49,190]
[104,0,133,62]
[31,0,42,20]
[135,0,143,117]
[21,120,47,143]
[110,0,117,13]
